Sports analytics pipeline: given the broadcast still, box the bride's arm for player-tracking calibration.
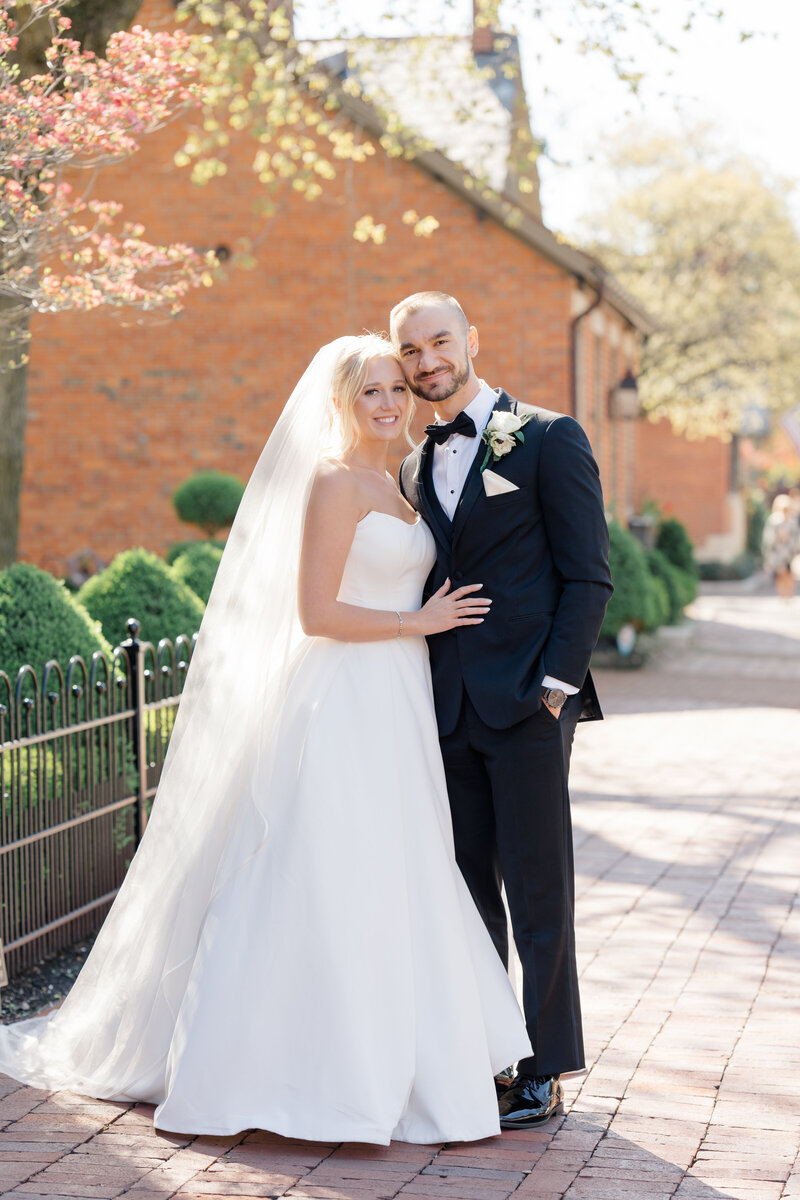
[298,466,490,641]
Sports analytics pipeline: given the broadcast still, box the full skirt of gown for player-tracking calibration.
[0,511,531,1143]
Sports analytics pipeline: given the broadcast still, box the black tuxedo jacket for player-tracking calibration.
[399,390,613,736]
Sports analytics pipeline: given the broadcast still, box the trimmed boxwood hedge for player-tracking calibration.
[165,537,226,567]
[671,566,698,608]
[644,573,670,631]
[172,471,245,537]
[171,543,224,605]
[0,562,111,689]
[656,517,697,575]
[645,548,684,625]
[698,552,758,581]
[78,548,205,648]
[601,520,661,639]
[655,517,698,609]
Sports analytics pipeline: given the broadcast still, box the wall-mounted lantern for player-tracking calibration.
[609,369,640,420]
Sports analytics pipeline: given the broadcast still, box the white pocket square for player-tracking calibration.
[482,469,519,497]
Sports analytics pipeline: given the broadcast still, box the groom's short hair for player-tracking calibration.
[390,292,469,341]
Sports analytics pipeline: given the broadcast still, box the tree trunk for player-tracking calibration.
[0,305,30,568]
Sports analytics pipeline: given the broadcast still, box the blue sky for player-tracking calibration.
[296,0,798,235]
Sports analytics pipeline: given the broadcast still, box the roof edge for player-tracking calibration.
[333,89,657,335]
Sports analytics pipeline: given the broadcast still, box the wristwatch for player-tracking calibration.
[541,686,567,710]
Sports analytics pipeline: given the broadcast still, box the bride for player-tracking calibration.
[0,335,531,1145]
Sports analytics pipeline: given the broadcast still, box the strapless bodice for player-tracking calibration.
[337,510,436,612]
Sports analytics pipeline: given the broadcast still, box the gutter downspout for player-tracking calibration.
[569,276,604,419]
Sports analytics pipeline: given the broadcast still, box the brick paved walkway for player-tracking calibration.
[2,584,798,1200]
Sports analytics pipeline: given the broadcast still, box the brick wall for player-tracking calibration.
[18,0,722,573]
[19,93,599,572]
[634,418,736,555]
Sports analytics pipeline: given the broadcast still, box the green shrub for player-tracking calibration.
[601,519,663,639]
[0,562,110,690]
[645,548,684,624]
[172,471,245,537]
[643,574,670,631]
[671,566,698,607]
[171,543,224,604]
[698,553,759,581]
[165,537,226,567]
[746,496,768,562]
[656,517,697,576]
[78,549,205,647]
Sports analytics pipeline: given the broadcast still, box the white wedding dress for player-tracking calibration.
[0,510,530,1144]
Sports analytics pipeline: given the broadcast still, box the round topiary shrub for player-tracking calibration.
[643,574,670,631]
[0,562,111,688]
[171,543,224,605]
[78,549,205,648]
[165,537,226,567]
[656,517,697,576]
[601,519,662,639]
[671,566,698,608]
[645,548,685,625]
[172,471,245,537]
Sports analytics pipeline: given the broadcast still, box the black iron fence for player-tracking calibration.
[0,619,196,982]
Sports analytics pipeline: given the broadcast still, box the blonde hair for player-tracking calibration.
[331,334,414,454]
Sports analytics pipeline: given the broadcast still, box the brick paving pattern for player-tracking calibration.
[2,584,798,1199]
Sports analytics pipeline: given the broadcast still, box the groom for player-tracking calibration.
[392,292,613,1128]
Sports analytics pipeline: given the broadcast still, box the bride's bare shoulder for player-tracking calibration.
[308,459,359,514]
[313,457,353,490]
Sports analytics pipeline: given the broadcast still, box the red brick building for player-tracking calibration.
[17,1,738,573]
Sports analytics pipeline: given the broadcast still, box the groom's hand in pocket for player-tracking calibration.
[543,700,562,720]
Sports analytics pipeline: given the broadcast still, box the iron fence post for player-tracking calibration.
[122,618,148,843]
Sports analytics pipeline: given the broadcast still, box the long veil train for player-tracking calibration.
[0,338,358,1102]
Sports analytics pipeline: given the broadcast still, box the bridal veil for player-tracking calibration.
[0,337,375,1098]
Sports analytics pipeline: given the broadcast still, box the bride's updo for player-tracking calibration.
[331,333,415,454]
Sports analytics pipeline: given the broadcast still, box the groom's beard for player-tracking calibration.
[408,357,471,404]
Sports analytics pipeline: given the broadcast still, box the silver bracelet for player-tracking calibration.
[396,611,403,638]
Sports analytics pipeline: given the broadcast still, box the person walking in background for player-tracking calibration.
[762,494,800,600]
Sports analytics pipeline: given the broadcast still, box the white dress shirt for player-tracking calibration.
[430,381,578,697]
[431,381,496,519]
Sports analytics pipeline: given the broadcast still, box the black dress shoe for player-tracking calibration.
[498,1074,564,1129]
[494,1066,516,1099]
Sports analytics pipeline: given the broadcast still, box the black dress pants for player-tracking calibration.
[439,691,584,1077]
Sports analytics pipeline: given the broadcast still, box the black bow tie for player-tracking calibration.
[425,411,478,445]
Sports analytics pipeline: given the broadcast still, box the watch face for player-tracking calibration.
[548,688,567,708]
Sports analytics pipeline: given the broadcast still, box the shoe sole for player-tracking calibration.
[499,1101,564,1130]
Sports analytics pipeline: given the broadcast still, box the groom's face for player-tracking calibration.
[394,303,478,405]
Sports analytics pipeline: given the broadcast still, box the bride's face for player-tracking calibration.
[352,355,410,443]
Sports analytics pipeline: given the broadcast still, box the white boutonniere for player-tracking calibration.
[480,410,531,472]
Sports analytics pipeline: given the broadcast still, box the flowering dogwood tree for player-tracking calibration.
[0,0,214,564]
[0,0,213,364]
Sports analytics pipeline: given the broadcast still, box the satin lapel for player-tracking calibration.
[416,441,452,553]
[451,391,514,549]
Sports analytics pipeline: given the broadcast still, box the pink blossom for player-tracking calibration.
[0,0,210,360]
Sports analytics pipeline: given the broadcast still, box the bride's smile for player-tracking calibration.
[351,355,410,442]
